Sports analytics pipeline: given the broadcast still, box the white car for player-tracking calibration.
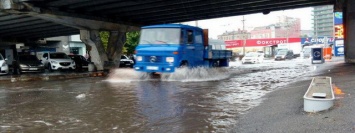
[241,52,264,64]
[41,52,76,71]
[0,54,9,75]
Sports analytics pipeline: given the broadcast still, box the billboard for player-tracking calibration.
[300,37,334,45]
[334,12,343,25]
[334,25,344,38]
[334,12,344,56]
[225,38,300,48]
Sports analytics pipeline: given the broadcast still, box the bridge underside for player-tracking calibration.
[2,0,351,70]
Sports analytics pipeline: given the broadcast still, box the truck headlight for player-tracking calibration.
[166,57,174,63]
[136,56,143,61]
[19,64,27,67]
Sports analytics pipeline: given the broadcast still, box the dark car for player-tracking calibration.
[274,50,294,61]
[12,55,45,74]
[120,55,134,67]
[68,55,90,71]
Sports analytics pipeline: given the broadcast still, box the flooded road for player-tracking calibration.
[0,58,318,132]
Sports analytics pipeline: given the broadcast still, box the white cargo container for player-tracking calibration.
[276,43,302,57]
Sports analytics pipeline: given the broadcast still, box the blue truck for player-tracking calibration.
[133,24,232,73]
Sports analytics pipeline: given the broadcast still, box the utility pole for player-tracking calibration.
[242,15,246,55]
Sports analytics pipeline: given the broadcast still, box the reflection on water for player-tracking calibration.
[0,59,314,132]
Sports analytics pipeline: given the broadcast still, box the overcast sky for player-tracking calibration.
[182,7,313,39]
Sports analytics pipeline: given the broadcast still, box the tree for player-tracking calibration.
[125,31,140,55]
[99,31,109,51]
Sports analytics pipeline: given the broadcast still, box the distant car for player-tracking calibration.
[275,50,294,60]
[68,55,90,71]
[242,52,264,64]
[120,55,134,67]
[41,52,76,71]
[12,55,45,74]
[0,54,9,75]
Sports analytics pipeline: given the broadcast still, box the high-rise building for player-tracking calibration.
[313,5,334,37]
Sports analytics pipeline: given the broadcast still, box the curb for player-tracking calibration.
[0,72,107,83]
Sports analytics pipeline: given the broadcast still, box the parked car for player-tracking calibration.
[275,50,294,60]
[241,52,264,64]
[12,54,45,74]
[120,55,134,67]
[68,55,90,71]
[0,54,9,75]
[41,52,76,71]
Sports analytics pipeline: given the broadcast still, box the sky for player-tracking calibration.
[182,7,313,39]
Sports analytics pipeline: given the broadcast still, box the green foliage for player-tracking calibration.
[99,31,109,51]
[99,31,140,55]
[125,31,140,55]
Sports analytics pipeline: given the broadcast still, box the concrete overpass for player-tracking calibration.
[0,0,351,70]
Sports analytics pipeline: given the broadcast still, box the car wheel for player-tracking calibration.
[16,68,21,75]
[48,63,52,72]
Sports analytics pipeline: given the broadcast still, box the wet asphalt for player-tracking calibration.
[231,57,355,133]
[0,57,350,133]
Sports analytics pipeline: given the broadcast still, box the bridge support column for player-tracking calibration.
[107,31,126,67]
[80,30,108,71]
[344,0,355,63]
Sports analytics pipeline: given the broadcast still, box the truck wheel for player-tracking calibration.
[179,61,188,68]
[212,60,219,67]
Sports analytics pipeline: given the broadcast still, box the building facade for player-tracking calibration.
[217,29,251,41]
[250,16,301,40]
[313,5,334,37]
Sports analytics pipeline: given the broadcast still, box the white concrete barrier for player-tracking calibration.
[303,76,335,112]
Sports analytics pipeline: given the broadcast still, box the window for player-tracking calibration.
[194,30,203,44]
[187,30,194,44]
[43,53,48,58]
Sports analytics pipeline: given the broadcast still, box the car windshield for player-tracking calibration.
[50,53,70,59]
[121,55,128,59]
[245,53,258,57]
[277,51,288,55]
[139,28,181,44]
[0,54,3,60]
[19,55,38,61]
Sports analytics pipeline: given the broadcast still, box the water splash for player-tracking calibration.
[105,68,142,83]
[161,67,230,82]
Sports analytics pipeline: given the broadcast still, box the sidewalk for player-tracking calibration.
[0,71,108,83]
[231,57,355,133]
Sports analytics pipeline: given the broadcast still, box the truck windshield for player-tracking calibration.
[139,28,181,44]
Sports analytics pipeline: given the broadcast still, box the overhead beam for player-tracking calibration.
[109,0,268,15]
[142,1,333,24]
[0,23,57,34]
[0,19,48,30]
[0,0,141,31]
[4,25,77,36]
[132,0,330,20]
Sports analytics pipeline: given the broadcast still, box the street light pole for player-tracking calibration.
[242,16,246,55]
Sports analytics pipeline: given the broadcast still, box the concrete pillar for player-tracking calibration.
[344,0,355,63]
[80,30,108,71]
[106,31,126,67]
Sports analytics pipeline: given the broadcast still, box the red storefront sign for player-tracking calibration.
[226,38,301,48]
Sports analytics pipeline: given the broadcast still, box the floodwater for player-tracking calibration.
[0,58,318,133]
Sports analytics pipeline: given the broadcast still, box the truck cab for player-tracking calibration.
[134,24,231,73]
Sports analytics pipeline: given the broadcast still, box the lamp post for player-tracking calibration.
[242,16,246,55]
